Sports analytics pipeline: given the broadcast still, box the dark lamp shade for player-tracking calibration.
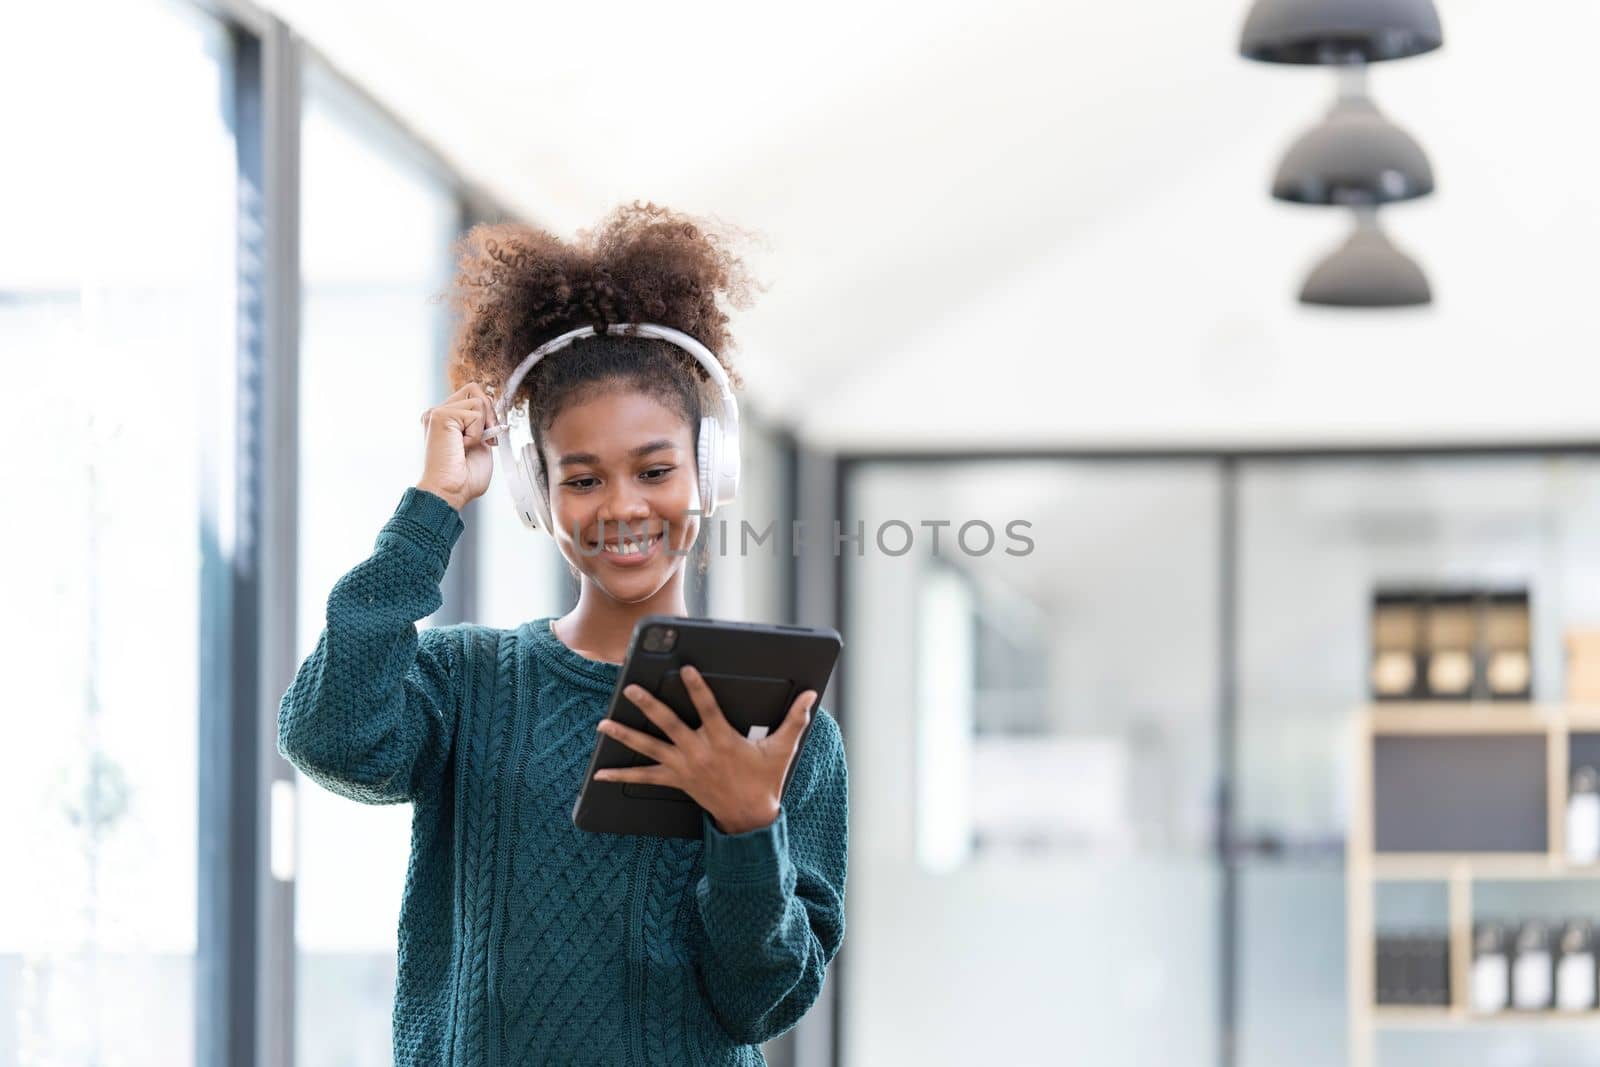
[1240,0,1443,64]
[1273,96,1434,204]
[1299,217,1431,307]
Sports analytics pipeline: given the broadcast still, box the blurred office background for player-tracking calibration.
[7,0,1600,1065]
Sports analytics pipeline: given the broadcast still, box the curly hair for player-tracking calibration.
[439,201,762,573]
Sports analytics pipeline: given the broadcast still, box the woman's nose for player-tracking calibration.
[597,483,652,525]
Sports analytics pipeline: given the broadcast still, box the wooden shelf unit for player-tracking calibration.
[1347,702,1600,1067]
[1373,1005,1600,1028]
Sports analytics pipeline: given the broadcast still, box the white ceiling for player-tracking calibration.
[261,0,1600,450]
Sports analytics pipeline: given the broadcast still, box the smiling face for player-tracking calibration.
[539,386,702,605]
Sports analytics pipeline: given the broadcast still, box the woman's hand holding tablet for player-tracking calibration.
[593,665,818,835]
[571,615,842,838]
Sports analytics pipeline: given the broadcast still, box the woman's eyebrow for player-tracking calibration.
[557,439,678,467]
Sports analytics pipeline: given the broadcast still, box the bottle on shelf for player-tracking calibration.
[1371,591,1423,700]
[1482,590,1532,700]
[1512,920,1555,1011]
[1471,922,1510,1014]
[1555,920,1597,1012]
[1424,592,1476,699]
[1569,766,1600,866]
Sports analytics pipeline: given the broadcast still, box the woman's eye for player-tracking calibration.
[565,468,671,490]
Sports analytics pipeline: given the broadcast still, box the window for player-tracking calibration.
[0,3,236,1063]
[293,62,459,1067]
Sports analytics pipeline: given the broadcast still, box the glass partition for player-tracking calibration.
[842,459,1222,1067]
[1235,454,1600,1067]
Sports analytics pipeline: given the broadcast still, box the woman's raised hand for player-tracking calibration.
[415,382,500,512]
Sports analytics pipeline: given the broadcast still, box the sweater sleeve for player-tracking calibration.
[277,486,468,806]
[693,707,849,1046]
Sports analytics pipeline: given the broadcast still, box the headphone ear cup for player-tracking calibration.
[719,431,740,507]
[516,440,553,532]
[502,440,537,531]
[701,415,738,509]
[697,416,718,518]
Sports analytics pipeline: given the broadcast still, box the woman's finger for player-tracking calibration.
[432,382,487,408]
[774,690,816,747]
[432,383,504,445]
[437,399,486,443]
[426,399,481,426]
[469,386,493,442]
[597,717,675,764]
[593,763,674,786]
[622,684,695,744]
[679,666,732,732]
[466,402,489,445]
[441,383,482,408]
[480,394,503,445]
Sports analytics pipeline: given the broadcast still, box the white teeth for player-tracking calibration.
[603,534,657,557]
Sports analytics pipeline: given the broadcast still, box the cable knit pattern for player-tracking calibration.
[277,487,849,1066]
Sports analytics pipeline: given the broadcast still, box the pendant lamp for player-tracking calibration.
[1273,68,1433,205]
[1299,207,1431,307]
[1240,0,1443,64]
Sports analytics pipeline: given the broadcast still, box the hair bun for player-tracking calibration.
[441,201,762,397]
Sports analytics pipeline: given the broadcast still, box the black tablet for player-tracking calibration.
[572,614,843,839]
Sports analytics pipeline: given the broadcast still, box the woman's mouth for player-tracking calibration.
[590,531,664,566]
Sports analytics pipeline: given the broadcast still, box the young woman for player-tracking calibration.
[277,203,848,1066]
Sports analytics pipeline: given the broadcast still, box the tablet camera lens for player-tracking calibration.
[642,626,677,653]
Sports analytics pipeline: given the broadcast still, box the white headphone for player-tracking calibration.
[484,323,741,535]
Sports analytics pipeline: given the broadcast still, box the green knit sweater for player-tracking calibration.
[277,487,849,1066]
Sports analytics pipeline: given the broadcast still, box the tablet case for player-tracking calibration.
[572,615,842,839]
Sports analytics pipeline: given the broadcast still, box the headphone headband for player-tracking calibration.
[486,322,741,534]
[491,322,738,438]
